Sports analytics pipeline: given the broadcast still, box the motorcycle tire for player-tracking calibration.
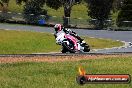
[61,48,68,53]
[62,41,76,53]
[83,45,90,52]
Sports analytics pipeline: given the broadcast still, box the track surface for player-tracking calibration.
[0,23,132,54]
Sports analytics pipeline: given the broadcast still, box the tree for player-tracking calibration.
[46,0,81,26]
[0,0,9,12]
[117,0,132,27]
[0,0,10,21]
[16,0,28,4]
[112,0,123,12]
[23,0,47,24]
[0,0,28,12]
[17,0,78,26]
[85,0,113,29]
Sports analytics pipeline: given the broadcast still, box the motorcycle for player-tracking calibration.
[55,30,90,53]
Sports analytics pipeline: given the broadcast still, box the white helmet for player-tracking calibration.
[54,24,62,32]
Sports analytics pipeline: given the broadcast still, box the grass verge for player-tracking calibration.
[0,29,123,54]
[0,56,132,88]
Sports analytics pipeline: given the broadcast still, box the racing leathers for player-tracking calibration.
[54,27,85,44]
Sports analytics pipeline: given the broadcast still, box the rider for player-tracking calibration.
[54,24,86,45]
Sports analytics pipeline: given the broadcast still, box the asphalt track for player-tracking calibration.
[0,23,132,55]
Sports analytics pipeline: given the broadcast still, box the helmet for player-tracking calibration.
[54,24,62,32]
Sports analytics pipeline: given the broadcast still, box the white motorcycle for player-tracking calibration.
[55,30,90,53]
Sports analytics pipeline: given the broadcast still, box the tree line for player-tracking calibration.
[0,0,132,28]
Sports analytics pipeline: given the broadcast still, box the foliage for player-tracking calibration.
[0,0,9,12]
[85,0,113,29]
[46,0,82,26]
[23,0,47,24]
[116,0,132,27]
[16,0,28,5]
[46,0,62,10]
[112,0,123,12]
[0,0,9,3]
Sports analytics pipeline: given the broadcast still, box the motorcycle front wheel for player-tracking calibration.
[62,41,76,53]
[83,44,90,52]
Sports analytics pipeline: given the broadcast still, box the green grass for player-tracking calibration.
[0,29,123,54]
[0,57,132,88]
[0,29,60,54]
[83,36,123,49]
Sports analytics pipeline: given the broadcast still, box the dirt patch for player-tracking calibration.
[0,54,132,63]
